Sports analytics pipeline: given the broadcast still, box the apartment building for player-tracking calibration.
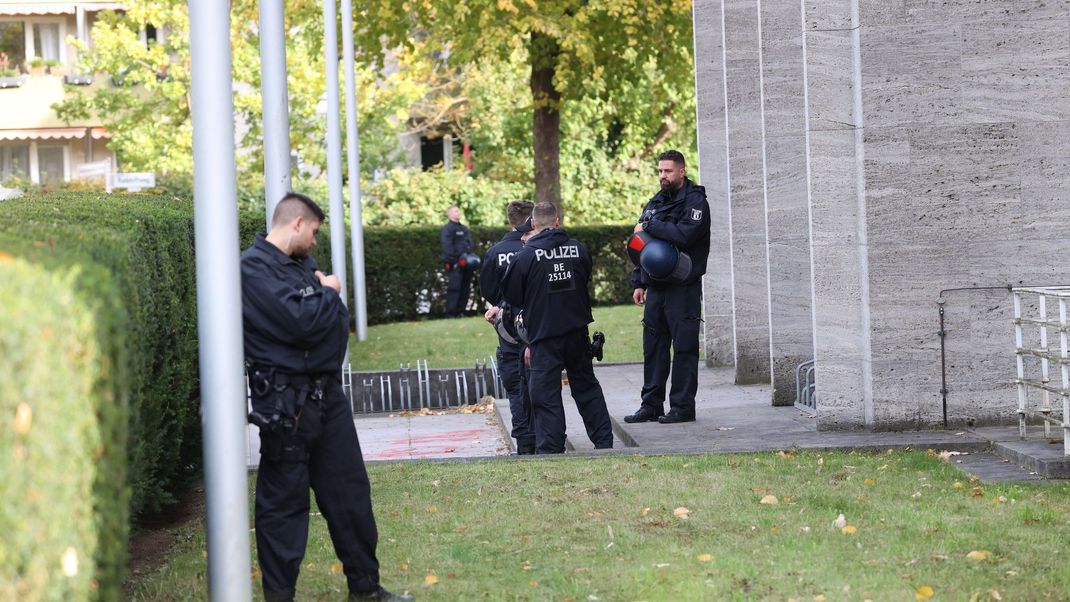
[0,1,126,186]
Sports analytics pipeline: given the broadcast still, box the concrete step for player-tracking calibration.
[991,438,1070,478]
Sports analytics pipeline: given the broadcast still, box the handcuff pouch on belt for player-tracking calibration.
[247,365,324,463]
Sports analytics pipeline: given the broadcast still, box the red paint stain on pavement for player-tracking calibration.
[388,428,489,445]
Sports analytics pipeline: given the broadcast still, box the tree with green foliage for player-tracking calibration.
[355,0,696,217]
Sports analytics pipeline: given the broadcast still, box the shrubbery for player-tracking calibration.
[0,193,202,599]
[238,213,637,324]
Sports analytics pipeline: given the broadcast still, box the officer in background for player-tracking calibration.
[241,193,413,602]
[440,205,474,318]
[624,150,711,425]
[480,200,535,454]
[502,202,614,454]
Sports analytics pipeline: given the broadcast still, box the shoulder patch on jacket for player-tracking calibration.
[690,208,703,221]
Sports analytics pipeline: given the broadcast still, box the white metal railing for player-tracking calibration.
[1012,286,1070,456]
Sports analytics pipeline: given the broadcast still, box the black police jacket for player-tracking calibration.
[480,229,525,305]
[631,177,711,289]
[502,228,593,344]
[440,220,473,266]
[241,234,349,374]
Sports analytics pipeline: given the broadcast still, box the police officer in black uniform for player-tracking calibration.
[241,193,413,602]
[502,202,614,454]
[624,150,711,425]
[480,200,535,454]
[440,205,474,318]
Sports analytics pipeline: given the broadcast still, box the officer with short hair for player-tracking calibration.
[440,205,474,318]
[502,202,614,454]
[624,150,711,425]
[481,200,536,454]
[241,192,412,602]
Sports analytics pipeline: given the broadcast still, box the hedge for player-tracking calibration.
[0,239,128,601]
[0,193,202,598]
[238,214,637,324]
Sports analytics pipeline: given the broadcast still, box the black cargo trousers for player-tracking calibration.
[250,372,380,601]
[641,281,702,419]
[527,328,614,454]
[497,337,535,453]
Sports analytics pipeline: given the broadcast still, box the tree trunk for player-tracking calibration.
[530,31,562,219]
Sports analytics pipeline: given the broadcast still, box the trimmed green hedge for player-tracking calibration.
[0,193,202,598]
[238,215,636,324]
[0,240,128,601]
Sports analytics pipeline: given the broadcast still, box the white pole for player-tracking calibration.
[259,0,293,228]
[340,0,368,341]
[187,0,251,599]
[323,0,348,303]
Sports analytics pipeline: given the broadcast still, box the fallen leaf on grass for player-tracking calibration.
[992,496,1007,505]
[989,589,1002,600]
[970,487,984,497]
[14,403,32,435]
[641,507,650,517]
[697,554,713,562]
[760,495,779,505]
[330,562,343,575]
[930,554,948,562]
[424,575,438,586]
[966,550,991,562]
[916,585,935,600]
[673,507,690,519]
[953,482,964,489]
[841,525,858,535]
[863,478,876,486]
[814,595,826,602]
[776,450,796,459]
[529,581,539,587]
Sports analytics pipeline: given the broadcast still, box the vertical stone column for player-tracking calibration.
[693,0,736,368]
[724,0,772,384]
[802,0,872,428]
[758,0,815,405]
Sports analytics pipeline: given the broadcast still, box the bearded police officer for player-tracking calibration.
[241,193,413,602]
[624,150,711,425]
[440,205,474,318]
[502,202,614,454]
[480,200,536,454]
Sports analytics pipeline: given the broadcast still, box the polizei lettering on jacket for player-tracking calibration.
[534,245,580,262]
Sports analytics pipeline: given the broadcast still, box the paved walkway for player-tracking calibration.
[246,364,1067,483]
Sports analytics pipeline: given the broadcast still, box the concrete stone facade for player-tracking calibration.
[692,0,1070,428]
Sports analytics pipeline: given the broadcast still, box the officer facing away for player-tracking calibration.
[440,205,474,318]
[502,202,614,454]
[241,193,413,602]
[624,150,711,425]
[480,200,536,454]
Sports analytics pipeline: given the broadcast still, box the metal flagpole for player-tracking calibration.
[188,0,251,599]
[323,0,348,303]
[340,0,368,341]
[259,0,293,228]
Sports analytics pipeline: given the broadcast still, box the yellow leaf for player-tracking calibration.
[697,554,713,562]
[759,495,779,505]
[966,550,991,562]
[863,478,876,486]
[814,596,826,602]
[424,574,438,586]
[953,481,964,489]
[841,525,858,534]
[426,506,438,513]
[673,507,690,518]
[14,403,32,436]
[989,589,1002,600]
[992,496,1007,505]
[399,562,409,571]
[641,507,650,517]
[61,547,78,577]
[529,580,539,587]
[330,562,343,574]
[916,585,935,600]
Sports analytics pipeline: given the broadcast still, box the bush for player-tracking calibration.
[0,240,128,601]
[0,194,201,519]
[238,214,636,323]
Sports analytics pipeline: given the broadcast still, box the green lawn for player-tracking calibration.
[348,304,647,370]
[129,451,1070,601]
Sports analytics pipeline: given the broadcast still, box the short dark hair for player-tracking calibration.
[272,192,325,227]
[506,200,534,227]
[532,202,557,226]
[657,150,686,167]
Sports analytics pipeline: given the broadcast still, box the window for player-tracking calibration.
[37,146,65,184]
[0,144,29,180]
[0,22,26,70]
[32,23,61,61]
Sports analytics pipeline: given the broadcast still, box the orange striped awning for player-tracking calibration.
[0,127,108,141]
